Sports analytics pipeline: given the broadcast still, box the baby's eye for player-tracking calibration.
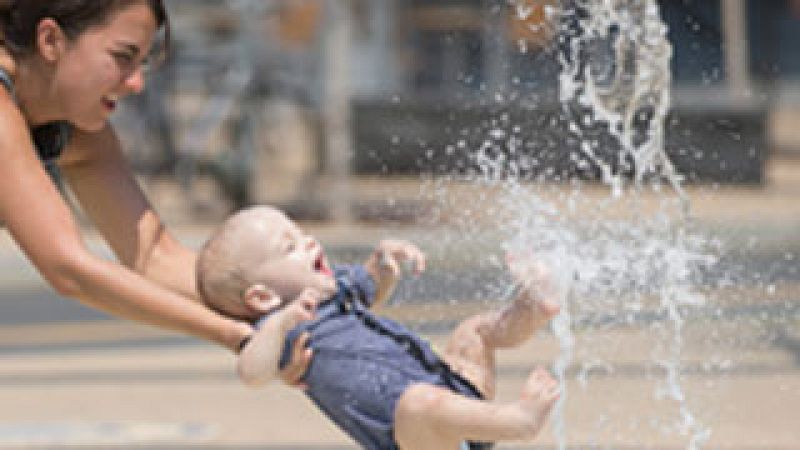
[285,242,296,253]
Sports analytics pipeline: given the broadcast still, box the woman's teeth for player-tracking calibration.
[103,96,118,109]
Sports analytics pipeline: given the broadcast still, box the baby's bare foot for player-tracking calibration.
[508,256,561,319]
[510,367,560,440]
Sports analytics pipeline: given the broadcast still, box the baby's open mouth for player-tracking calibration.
[314,253,333,277]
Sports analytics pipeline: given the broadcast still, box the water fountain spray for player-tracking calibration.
[504,1,715,448]
[558,0,685,200]
[417,1,721,447]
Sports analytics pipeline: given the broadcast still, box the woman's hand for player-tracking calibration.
[278,331,313,388]
[276,288,324,388]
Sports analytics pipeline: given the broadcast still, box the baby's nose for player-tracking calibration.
[304,236,318,250]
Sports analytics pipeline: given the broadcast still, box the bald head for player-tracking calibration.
[197,205,337,320]
[196,206,289,318]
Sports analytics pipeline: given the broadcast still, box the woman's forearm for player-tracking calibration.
[57,127,212,304]
[57,247,251,352]
[136,223,202,302]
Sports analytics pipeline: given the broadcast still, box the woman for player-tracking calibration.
[0,1,331,382]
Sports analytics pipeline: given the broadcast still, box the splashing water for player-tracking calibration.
[499,185,715,449]
[518,1,711,448]
[420,1,720,448]
[558,0,684,200]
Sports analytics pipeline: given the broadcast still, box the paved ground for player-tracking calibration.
[0,158,798,449]
[0,318,797,449]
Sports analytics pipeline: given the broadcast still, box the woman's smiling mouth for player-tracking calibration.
[102,95,118,111]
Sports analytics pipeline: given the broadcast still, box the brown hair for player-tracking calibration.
[0,0,169,60]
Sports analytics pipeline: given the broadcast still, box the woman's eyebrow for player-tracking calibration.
[114,42,141,56]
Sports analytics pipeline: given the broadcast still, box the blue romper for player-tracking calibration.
[0,68,72,168]
[259,265,492,450]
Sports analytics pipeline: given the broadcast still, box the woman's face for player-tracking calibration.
[52,3,157,131]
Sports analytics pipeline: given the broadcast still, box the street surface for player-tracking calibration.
[1,161,798,449]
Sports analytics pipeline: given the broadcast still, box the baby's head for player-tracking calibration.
[197,205,336,320]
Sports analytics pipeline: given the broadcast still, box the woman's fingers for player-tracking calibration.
[279,331,312,389]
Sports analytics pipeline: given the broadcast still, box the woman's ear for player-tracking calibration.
[36,18,68,63]
[242,284,282,314]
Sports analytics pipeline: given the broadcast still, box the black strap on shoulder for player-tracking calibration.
[0,67,14,97]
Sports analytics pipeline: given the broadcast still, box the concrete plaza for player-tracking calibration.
[0,159,798,449]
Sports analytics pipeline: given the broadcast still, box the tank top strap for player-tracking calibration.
[0,67,14,98]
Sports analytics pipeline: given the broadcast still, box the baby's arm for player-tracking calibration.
[237,290,318,387]
[364,240,426,307]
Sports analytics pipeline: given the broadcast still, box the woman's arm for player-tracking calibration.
[60,124,317,380]
[59,125,199,300]
[0,105,249,351]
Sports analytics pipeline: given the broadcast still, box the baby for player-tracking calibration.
[196,205,561,450]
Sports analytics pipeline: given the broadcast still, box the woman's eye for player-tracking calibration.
[111,51,135,66]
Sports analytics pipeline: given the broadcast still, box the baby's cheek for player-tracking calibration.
[311,274,337,297]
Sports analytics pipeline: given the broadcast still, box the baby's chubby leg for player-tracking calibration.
[442,256,560,398]
[394,368,560,450]
[479,255,562,348]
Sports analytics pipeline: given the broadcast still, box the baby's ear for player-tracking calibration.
[243,284,282,314]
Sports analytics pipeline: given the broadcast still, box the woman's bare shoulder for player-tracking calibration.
[0,90,29,146]
[0,42,16,77]
[0,45,24,140]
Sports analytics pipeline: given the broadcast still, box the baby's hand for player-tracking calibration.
[370,239,426,277]
[365,240,426,305]
[238,288,321,388]
[274,288,319,333]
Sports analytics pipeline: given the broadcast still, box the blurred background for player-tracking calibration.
[111,0,799,222]
[1,1,799,448]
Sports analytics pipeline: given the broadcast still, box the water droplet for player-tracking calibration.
[488,128,506,140]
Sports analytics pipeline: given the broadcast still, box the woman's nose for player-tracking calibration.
[123,67,146,94]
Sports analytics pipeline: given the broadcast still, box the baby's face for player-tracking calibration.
[248,211,336,302]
